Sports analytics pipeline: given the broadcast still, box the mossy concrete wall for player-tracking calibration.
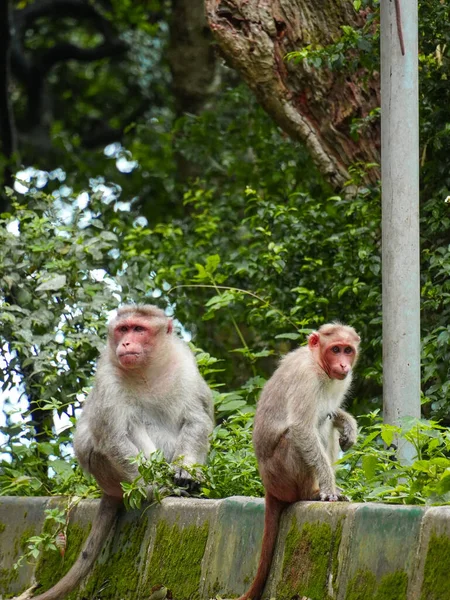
[1,496,450,599]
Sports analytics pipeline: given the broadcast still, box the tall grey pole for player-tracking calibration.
[381,0,421,456]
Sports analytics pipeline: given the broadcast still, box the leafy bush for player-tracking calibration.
[337,413,450,505]
[122,412,263,510]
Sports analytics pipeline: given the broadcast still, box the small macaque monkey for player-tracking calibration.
[239,323,360,600]
[24,305,213,600]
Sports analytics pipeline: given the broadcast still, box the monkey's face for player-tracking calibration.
[111,315,171,370]
[308,328,359,380]
[321,342,358,380]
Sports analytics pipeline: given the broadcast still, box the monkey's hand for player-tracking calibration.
[335,414,357,452]
[339,432,355,452]
[173,467,201,494]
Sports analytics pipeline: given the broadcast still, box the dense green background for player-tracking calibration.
[1,0,450,511]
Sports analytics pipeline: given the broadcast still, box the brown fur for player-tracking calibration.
[239,323,360,600]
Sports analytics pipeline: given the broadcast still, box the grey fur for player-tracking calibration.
[25,305,213,600]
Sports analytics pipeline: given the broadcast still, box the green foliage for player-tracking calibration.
[13,505,68,570]
[88,409,450,512]
[121,450,186,510]
[4,0,450,527]
[337,413,450,505]
[285,1,379,72]
[122,413,263,510]
[200,412,263,499]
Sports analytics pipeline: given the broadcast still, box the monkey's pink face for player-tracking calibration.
[112,316,171,369]
[308,332,358,380]
[322,343,357,380]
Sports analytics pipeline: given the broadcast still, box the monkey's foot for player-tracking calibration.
[319,492,350,502]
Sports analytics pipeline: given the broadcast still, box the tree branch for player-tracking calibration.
[10,0,128,140]
[16,0,110,33]
[205,0,381,189]
[38,39,127,74]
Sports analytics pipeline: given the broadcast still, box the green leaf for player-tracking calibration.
[217,400,247,412]
[35,274,67,292]
[50,460,74,480]
[380,426,398,448]
[362,455,378,480]
[205,254,221,274]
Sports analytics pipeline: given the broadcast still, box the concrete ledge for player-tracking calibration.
[1,496,449,599]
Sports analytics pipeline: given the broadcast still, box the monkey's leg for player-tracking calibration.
[286,422,338,502]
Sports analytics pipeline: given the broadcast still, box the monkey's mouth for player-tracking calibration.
[333,371,348,380]
[118,352,142,364]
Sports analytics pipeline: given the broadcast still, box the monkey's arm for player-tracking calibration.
[171,386,214,483]
[331,409,357,452]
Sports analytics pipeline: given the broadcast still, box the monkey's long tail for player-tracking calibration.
[238,493,287,600]
[21,494,121,600]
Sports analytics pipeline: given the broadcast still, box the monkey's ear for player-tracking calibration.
[308,332,320,348]
[167,319,173,334]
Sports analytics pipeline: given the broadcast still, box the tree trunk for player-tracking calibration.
[205,0,380,188]
[0,0,17,205]
[168,0,221,184]
[169,0,221,117]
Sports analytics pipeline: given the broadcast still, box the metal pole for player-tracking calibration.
[381,0,421,459]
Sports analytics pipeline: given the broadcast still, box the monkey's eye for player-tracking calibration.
[344,346,353,354]
[119,325,128,333]
[331,346,340,354]
[134,325,145,332]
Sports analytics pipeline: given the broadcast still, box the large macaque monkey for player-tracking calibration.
[25,305,214,600]
[239,323,360,600]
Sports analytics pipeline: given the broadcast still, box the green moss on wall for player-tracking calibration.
[331,518,343,589]
[80,515,148,599]
[17,527,36,556]
[375,572,408,600]
[345,569,407,600]
[207,578,235,600]
[144,519,209,600]
[35,524,89,591]
[276,517,340,600]
[421,532,450,600]
[0,526,35,596]
[0,566,19,595]
[345,570,377,600]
